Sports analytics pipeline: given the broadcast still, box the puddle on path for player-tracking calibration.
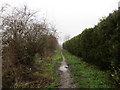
[59,65,68,72]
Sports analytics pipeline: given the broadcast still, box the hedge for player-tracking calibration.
[63,10,120,69]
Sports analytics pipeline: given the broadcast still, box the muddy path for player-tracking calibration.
[57,52,76,88]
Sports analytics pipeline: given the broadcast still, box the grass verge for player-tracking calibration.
[35,49,62,88]
[13,49,62,88]
[52,49,62,61]
[44,49,62,88]
[62,49,115,88]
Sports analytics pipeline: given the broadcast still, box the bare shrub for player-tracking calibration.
[1,5,58,88]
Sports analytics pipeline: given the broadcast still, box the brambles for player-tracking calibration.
[1,5,58,88]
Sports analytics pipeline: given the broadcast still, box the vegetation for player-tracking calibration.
[52,48,62,61]
[1,5,58,88]
[10,49,61,88]
[47,49,63,88]
[1,3,120,88]
[63,9,120,87]
[63,50,115,88]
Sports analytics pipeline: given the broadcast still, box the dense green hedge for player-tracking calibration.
[63,9,120,69]
[63,9,120,86]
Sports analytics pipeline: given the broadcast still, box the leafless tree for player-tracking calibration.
[1,5,58,88]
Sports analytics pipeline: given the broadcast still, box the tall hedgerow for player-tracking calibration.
[63,10,120,86]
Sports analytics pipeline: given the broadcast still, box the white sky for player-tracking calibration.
[0,0,119,44]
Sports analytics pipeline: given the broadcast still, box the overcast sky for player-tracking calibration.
[0,0,119,44]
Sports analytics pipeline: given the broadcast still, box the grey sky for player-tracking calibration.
[0,0,119,44]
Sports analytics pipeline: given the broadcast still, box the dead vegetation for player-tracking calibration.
[0,5,58,88]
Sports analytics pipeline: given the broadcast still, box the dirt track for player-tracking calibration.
[58,52,76,88]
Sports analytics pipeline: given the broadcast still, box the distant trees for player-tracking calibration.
[63,10,120,86]
[1,5,58,87]
[63,34,70,42]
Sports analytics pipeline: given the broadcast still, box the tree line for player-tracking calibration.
[63,9,120,86]
[1,5,58,87]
